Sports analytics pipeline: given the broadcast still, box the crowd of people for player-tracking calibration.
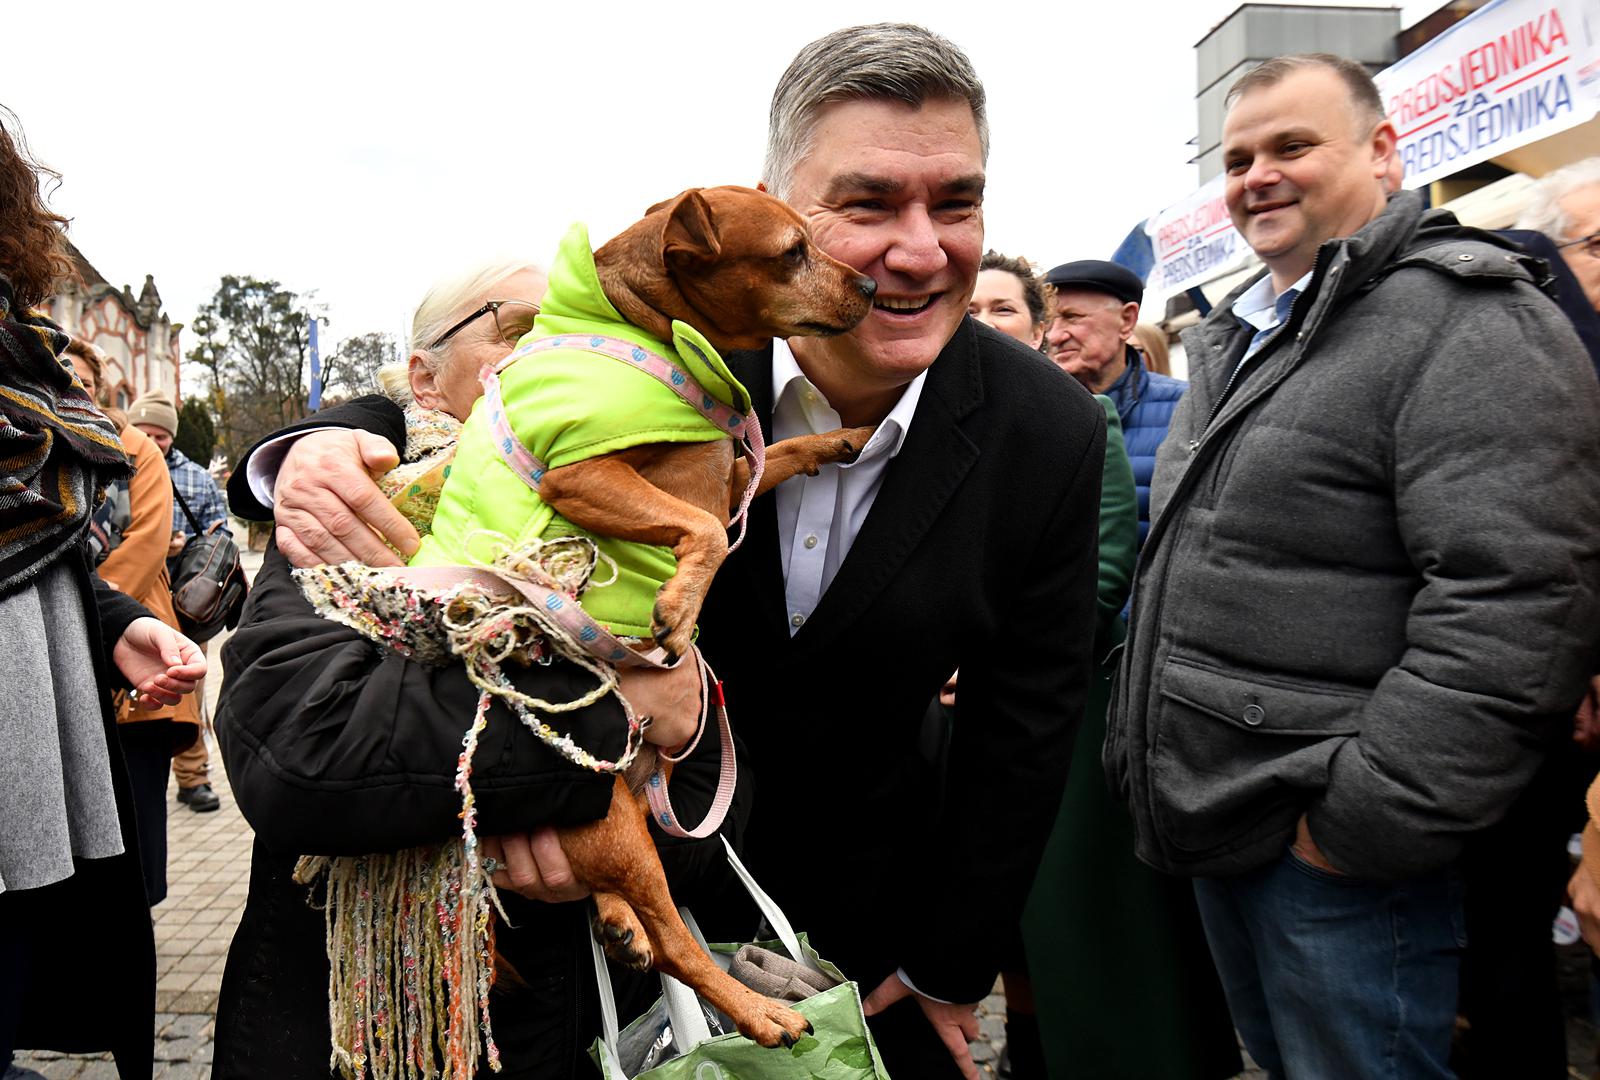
[5,20,1600,1080]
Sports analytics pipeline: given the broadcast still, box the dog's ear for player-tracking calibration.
[645,192,684,216]
[662,189,721,267]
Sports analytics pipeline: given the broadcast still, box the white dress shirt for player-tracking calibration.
[770,337,925,635]
[243,426,336,508]
[1232,269,1312,364]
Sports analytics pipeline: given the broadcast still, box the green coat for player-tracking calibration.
[413,224,751,639]
[1021,396,1241,1079]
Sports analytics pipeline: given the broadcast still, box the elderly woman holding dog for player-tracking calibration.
[215,259,718,1079]
[0,108,207,1075]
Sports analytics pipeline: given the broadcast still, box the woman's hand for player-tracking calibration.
[113,617,207,708]
[481,828,589,903]
[619,660,704,750]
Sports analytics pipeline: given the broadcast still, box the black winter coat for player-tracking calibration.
[213,543,746,1077]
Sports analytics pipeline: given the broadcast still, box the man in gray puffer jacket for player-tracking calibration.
[1106,53,1600,1078]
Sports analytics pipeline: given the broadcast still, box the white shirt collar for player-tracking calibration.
[1233,270,1313,332]
[770,337,924,460]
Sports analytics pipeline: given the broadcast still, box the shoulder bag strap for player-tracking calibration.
[170,478,205,536]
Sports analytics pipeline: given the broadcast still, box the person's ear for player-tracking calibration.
[1027,324,1045,350]
[1371,119,1400,183]
[408,353,446,411]
[1118,301,1140,339]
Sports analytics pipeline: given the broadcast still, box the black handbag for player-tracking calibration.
[170,481,248,642]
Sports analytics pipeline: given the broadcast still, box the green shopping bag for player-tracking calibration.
[590,837,892,1079]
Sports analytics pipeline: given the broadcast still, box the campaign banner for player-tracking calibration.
[1142,172,1252,301]
[1377,0,1600,189]
[1134,0,1600,302]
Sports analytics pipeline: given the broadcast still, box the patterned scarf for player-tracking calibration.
[0,277,129,598]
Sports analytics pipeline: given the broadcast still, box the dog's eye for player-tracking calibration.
[783,243,807,267]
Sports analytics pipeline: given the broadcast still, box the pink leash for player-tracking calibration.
[644,653,737,839]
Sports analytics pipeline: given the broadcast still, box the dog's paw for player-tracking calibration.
[833,425,877,464]
[591,895,653,971]
[732,997,812,1049]
[651,592,696,664]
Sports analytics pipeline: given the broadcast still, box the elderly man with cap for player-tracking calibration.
[1043,260,1186,545]
[127,389,230,814]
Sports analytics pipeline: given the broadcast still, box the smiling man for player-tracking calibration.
[1105,53,1600,1077]
[223,23,1104,1080]
[697,27,1103,1078]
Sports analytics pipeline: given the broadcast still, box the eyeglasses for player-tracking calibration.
[1557,232,1600,260]
[429,298,541,349]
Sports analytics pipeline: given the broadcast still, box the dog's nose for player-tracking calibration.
[856,275,878,300]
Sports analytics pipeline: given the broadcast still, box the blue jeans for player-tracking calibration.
[1192,848,1465,1080]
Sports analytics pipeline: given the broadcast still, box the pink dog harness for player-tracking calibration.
[481,333,766,552]
[474,333,761,838]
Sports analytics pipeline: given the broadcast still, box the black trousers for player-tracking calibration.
[1456,744,1597,1079]
[117,722,176,906]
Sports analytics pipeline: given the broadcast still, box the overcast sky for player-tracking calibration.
[12,0,1430,360]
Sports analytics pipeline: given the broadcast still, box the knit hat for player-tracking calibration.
[127,390,178,436]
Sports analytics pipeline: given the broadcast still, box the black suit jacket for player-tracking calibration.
[698,318,1104,1002]
[228,318,1106,1004]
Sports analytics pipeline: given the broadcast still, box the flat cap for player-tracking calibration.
[1044,260,1145,305]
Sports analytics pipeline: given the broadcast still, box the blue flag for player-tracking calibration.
[308,317,322,412]
[1109,220,1156,282]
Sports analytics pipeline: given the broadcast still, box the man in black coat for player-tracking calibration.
[230,24,1103,1079]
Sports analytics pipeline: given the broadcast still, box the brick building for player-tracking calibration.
[46,238,181,409]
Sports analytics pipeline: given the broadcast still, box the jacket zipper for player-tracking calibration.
[1188,247,1332,452]
[1138,247,1338,867]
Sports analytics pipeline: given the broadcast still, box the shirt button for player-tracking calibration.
[804,534,819,549]
[1242,703,1265,726]
[804,390,818,404]
[790,612,806,628]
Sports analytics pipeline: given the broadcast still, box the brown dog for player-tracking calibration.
[523,188,874,1047]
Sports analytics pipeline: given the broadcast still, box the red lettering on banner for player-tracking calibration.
[1386,7,1570,128]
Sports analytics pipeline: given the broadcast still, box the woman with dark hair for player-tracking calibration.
[969,250,1050,350]
[0,107,207,1075]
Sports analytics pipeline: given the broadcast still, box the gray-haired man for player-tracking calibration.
[228,24,1104,1078]
[1518,155,1600,315]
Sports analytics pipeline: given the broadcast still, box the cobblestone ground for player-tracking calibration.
[12,550,1600,1078]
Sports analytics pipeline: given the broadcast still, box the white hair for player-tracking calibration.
[1515,156,1600,238]
[762,23,989,201]
[376,257,546,405]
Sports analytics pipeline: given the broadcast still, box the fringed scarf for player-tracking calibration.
[293,402,644,1080]
[0,278,129,598]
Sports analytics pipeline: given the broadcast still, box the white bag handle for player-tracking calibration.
[589,836,822,1075]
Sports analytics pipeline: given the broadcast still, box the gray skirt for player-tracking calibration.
[0,560,124,893]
